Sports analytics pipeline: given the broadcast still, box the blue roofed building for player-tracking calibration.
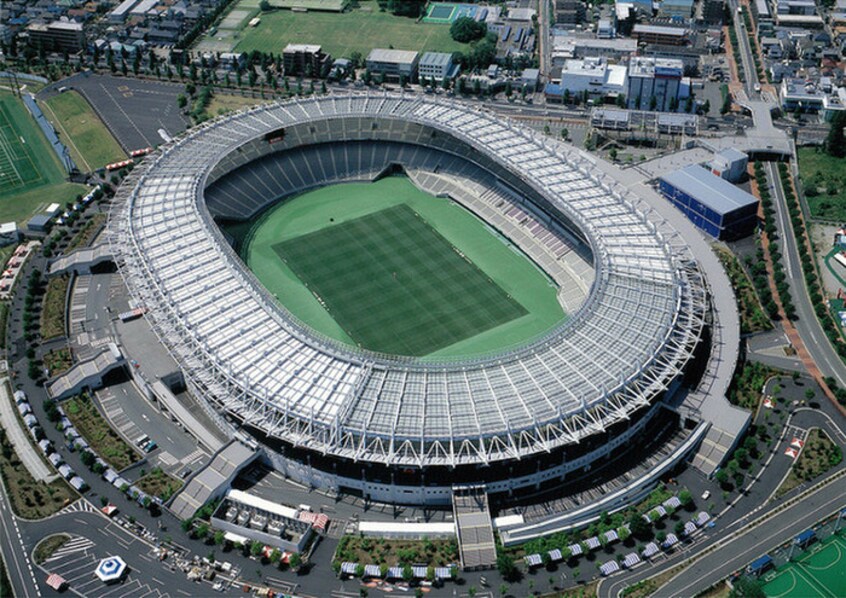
[658,165,759,240]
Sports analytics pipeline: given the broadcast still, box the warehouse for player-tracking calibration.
[659,165,759,240]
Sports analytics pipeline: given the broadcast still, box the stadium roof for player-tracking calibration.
[112,94,706,467]
[660,165,758,216]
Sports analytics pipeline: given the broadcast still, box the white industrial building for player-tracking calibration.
[626,57,687,111]
[555,57,628,97]
[366,49,419,82]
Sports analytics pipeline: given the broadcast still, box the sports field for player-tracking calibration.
[0,91,83,224]
[235,177,565,358]
[0,92,58,196]
[763,533,846,597]
[233,1,465,57]
[41,91,126,172]
[423,2,479,23]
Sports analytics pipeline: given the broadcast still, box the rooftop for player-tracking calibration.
[419,52,454,68]
[660,165,758,215]
[367,48,419,63]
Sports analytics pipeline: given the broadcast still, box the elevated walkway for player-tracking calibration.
[150,380,227,453]
[49,243,113,276]
[46,343,124,400]
[453,485,497,570]
[168,440,259,520]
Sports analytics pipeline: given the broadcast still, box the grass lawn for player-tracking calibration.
[0,91,87,225]
[235,177,565,358]
[40,275,69,340]
[0,182,90,226]
[797,146,846,221]
[715,246,772,334]
[234,2,466,58]
[135,468,181,502]
[776,428,842,497]
[334,535,458,569]
[0,427,76,519]
[207,93,270,117]
[40,91,126,172]
[33,534,70,565]
[63,394,141,471]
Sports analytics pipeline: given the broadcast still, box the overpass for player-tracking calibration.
[49,243,114,276]
[46,343,125,400]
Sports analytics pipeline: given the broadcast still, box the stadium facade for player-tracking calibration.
[110,94,710,506]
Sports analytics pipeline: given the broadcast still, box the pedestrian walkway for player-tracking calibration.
[0,377,55,482]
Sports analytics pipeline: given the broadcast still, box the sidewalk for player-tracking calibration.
[0,376,56,483]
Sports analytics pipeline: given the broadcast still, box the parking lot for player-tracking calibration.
[39,74,190,152]
[41,534,172,598]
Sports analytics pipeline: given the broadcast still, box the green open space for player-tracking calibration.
[764,533,846,597]
[41,91,126,172]
[64,394,141,471]
[797,147,846,222]
[232,176,565,358]
[272,0,349,10]
[234,1,466,58]
[0,91,88,225]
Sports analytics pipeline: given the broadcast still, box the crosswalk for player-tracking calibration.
[55,498,101,517]
[44,536,96,563]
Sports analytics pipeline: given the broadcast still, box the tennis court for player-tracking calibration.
[423,2,477,23]
[764,533,846,597]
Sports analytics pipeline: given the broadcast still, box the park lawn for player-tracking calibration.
[797,146,846,221]
[64,394,141,471]
[0,182,90,226]
[41,91,126,172]
[66,213,107,252]
[334,535,459,569]
[0,399,77,518]
[776,428,842,497]
[715,246,772,334]
[43,348,72,377]
[207,93,270,117]
[33,534,70,565]
[234,3,466,58]
[135,468,181,502]
[40,275,69,340]
[727,361,781,410]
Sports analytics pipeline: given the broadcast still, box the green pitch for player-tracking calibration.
[234,176,565,358]
[275,204,527,356]
[0,93,60,195]
[0,91,83,224]
[764,533,846,597]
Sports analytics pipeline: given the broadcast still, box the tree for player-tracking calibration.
[289,552,302,570]
[387,0,426,17]
[560,127,569,140]
[450,17,487,43]
[250,540,263,557]
[679,489,693,507]
[214,530,225,545]
[496,553,520,582]
[628,513,651,538]
[715,468,730,487]
[402,564,413,582]
[259,0,271,10]
[609,148,618,161]
[825,110,846,158]
[177,94,187,109]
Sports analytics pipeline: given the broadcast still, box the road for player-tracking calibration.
[767,161,846,389]
[538,0,552,79]
[728,0,759,96]
[597,402,846,597]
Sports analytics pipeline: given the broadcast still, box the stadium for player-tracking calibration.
[110,94,710,508]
